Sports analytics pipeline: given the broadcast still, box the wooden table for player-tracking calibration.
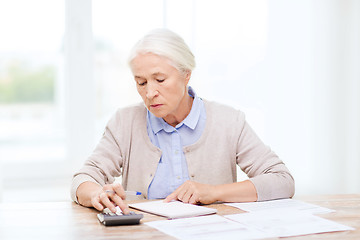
[0,194,359,239]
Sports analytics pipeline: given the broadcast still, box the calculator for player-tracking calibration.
[97,208,144,226]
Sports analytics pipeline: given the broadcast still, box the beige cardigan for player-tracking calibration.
[71,100,295,202]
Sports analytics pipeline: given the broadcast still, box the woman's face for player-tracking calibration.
[131,53,191,125]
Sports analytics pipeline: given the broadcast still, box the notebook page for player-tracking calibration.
[129,200,217,219]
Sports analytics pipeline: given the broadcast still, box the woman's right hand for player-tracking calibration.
[77,181,131,214]
[90,182,130,214]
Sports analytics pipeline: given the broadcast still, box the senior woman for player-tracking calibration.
[71,29,294,214]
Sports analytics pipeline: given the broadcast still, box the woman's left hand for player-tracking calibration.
[164,180,218,204]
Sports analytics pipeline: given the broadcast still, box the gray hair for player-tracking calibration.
[128,28,196,74]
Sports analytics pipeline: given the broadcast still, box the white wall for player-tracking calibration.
[262,0,360,195]
[195,0,360,195]
[163,0,360,195]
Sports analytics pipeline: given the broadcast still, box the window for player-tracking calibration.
[92,0,164,128]
[0,0,268,201]
[0,0,67,201]
[0,0,65,163]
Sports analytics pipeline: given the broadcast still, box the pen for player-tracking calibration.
[125,191,142,196]
[105,190,142,196]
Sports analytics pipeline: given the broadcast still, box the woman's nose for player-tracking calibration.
[146,82,158,99]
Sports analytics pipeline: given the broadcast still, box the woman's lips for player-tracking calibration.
[150,104,163,108]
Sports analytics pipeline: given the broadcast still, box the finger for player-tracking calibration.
[181,188,193,203]
[164,187,182,203]
[104,186,129,214]
[167,181,191,202]
[104,190,115,195]
[110,194,130,214]
[164,193,176,203]
[91,195,105,211]
[113,182,126,199]
[99,192,116,212]
[177,188,189,202]
[165,180,194,202]
[102,184,112,190]
[189,193,199,205]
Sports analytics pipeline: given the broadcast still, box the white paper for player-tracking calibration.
[129,200,217,219]
[146,214,269,240]
[226,198,334,214]
[225,210,354,238]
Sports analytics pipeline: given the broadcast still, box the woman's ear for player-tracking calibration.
[184,70,192,85]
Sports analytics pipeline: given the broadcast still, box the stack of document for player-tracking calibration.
[225,198,334,214]
[142,199,354,240]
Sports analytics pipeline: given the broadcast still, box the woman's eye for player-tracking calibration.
[138,81,147,86]
[156,79,165,83]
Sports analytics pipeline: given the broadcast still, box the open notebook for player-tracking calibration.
[129,200,217,219]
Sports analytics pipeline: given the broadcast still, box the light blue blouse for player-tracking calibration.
[146,86,206,199]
